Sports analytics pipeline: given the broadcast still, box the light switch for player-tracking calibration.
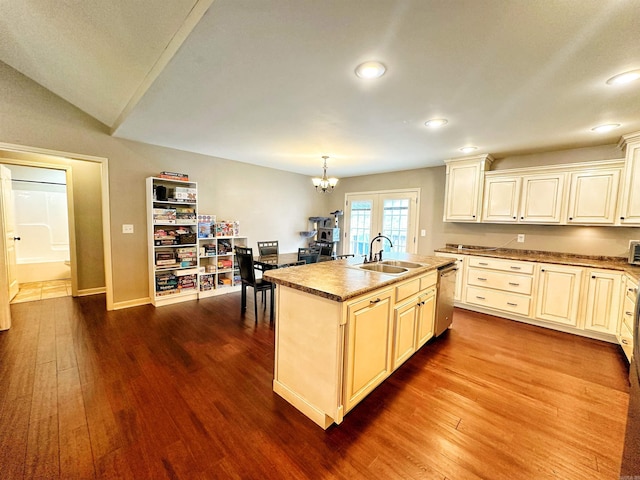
[420,229,426,237]
[122,224,134,234]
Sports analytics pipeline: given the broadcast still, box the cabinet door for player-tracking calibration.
[567,169,620,224]
[619,136,640,224]
[535,264,583,326]
[416,289,436,348]
[344,289,393,412]
[584,271,622,335]
[392,299,418,370]
[519,173,565,223]
[482,175,521,222]
[443,160,488,222]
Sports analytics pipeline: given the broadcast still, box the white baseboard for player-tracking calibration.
[76,287,106,297]
[111,297,151,310]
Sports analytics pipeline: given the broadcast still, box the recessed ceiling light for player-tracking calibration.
[459,146,478,153]
[354,61,386,79]
[424,118,448,128]
[606,69,640,85]
[591,123,621,133]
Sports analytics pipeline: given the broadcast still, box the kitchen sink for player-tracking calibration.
[379,260,424,268]
[357,264,409,274]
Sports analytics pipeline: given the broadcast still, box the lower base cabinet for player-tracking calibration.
[534,263,583,327]
[416,288,436,348]
[584,270,622,335]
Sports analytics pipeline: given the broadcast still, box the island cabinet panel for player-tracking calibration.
[392,298,419,370]
[344,288,394,413]
[272,286,344,429]
[415,287,437,349]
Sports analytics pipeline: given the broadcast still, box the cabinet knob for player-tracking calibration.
[513,216,516,219]
[591,275,596,279]
[569,217,573,220]
[520,216,524,219]
[541,268,545,272]
[472,215,476,218]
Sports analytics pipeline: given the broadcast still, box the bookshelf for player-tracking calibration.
[146,176,199,306]
[197,216,246,298]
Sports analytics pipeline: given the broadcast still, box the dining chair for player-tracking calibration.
[297,247,321,264]
[257,240,279,256]
[310,240,335,261]
[235,246,274,322]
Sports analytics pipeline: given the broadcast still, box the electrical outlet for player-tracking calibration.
[420,229,426,237]
[122,224,134,234]
[517,234,525,243]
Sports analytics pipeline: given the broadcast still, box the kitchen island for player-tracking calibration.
[263,253,455,428]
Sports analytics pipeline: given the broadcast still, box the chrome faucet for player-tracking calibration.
[367,233,393,262]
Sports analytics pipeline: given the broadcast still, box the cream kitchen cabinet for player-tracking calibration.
[481,171,566,224]
[583,270,622,335]
[534,263,583,327]
[618,274,637,361]
[344,288,394,413]
[566,168,621,224]
[392,271,438,370]
[619,132,640,225]
[464,256,534,317]
[482,175,521,222]
[443,155,493,222]
[519,173,566,223]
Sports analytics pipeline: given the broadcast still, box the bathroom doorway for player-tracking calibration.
[3,164,72,303]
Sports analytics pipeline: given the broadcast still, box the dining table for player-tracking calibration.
[253,252,305,271]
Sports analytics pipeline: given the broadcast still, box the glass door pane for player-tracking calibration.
[347,198,373,256]
[382,198,410,253]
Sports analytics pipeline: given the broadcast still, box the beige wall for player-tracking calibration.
[329,147,640,259]
[0,61,328,307]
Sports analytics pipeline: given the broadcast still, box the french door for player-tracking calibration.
[344,189,419,258]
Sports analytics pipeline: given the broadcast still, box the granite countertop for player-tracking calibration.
[263,253,455,302]
[435,244,640,280]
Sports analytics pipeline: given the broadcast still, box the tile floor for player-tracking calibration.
[11,279,72,303]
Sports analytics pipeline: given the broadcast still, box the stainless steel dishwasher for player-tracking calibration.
[435,264,457,336]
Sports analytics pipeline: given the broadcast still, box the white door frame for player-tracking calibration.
[0,142,113,310]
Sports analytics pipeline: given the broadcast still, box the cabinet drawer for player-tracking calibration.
[466,286,531,316]
[622,295,636,333]
[620,320,634,363]
[626,276,638,302]
[468,256,534,274]
[467,267,533,295]
[395,277,420,303]
[420,271,437,290]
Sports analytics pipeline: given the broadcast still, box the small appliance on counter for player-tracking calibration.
[629,240,640,265]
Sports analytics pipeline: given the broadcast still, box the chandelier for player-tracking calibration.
[312,156,339,193]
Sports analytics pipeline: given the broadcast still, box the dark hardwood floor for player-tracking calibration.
[0,293,630,479]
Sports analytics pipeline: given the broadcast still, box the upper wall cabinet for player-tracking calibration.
[445,151,627,226]
[618,132,640,225]
[567,168,621,224]
[443,155,493,222]
[482,172,566,223]
[519,173,566,223]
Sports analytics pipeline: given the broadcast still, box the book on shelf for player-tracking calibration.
[158,171,189,181]
[153,208,176,224]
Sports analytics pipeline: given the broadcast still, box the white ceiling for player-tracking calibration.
[1,0,639,177]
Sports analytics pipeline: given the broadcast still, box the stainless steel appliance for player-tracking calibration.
[628,240,640,265]
[435,264,457,336]
[621,287,640,475]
